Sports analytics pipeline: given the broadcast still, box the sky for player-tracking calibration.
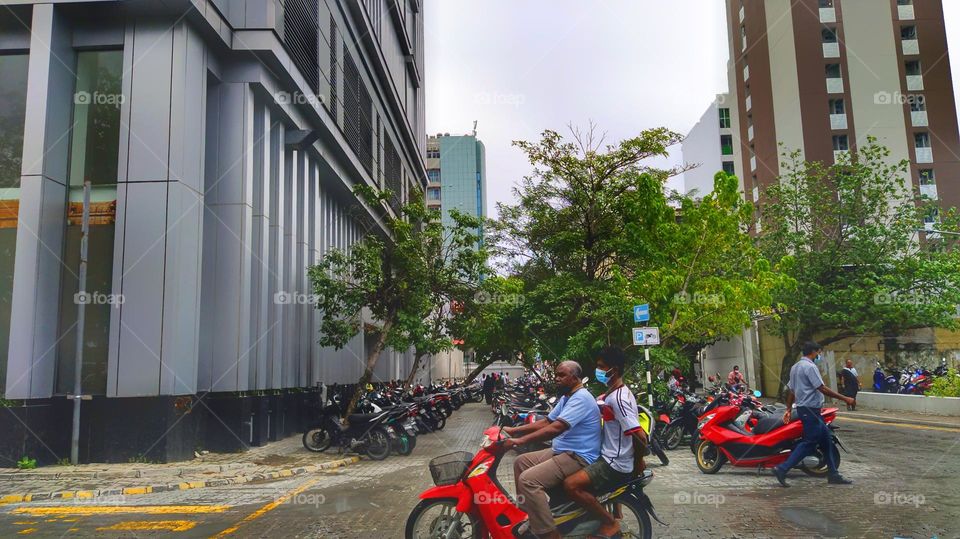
[423,0,960,219]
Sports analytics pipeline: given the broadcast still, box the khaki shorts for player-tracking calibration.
[584,458,633,492]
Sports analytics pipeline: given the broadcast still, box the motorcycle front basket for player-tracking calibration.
[428,451,474,486]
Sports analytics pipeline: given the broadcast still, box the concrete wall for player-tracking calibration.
[857,392,960,416]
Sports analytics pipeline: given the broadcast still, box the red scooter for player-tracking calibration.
[694,391,846,476]
[405,426,660,538]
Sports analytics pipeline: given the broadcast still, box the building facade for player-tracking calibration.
[0,0,425,463]
[425,133,487,240]
[725,0,960,227]
[681,94,739,198]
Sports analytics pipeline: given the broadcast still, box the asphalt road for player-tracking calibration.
[1,403,958,538]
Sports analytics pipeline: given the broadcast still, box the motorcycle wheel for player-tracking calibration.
[650,439,669,466]
[799,445,841,477]
[663,423,683,451]
[365,427,392,461]
[302,426,332,453]
[432,415,447,431]
[405,498,481,539]
[689,431,700,454]
[603,498,652,539]
[695,440,726,474]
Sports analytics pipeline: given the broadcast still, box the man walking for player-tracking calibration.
[839,359,860,411]
[503,361,601,539]
[772,341,855,487]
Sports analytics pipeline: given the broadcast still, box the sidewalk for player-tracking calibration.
[0,435,358,504]
[836,407,960,429]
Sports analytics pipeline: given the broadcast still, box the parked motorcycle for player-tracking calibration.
[302,403,393,460]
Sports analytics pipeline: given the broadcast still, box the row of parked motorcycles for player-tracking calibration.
[654,375,843,475]
[873,358,951,394]
[301,382,483,460]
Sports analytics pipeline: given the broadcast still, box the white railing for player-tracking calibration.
[906,75,924,91]
[898,5,915,20]
[902,39,920,56]
[834,150,850,163]
[830,114,848,130]
[823,42,840,58]
[750,156,757,171]
[744,64,750,81]
[915,147,933,163]
[911,111,928,127]
[748,126,754,140]
[826,77,844,94]
[820,7,836,23]
[920,184,938,200]
[745,95,752,111]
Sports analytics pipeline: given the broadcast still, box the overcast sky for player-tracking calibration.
[424,0,960,219]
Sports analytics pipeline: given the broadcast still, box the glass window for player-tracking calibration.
[427,169,440,184]
[829,98,845,114]
[426,148,440,159]
[832,135,849,151]
[898,0,913,5]
[901,26,918,40]
[56,50,123,396]
[722,161,736,175]
[919,169,936,185]
[905,60,922,76]
[720,135,734,156]
[915,132,931,148]
[910,96,926,112]
[0,53,30,395]
[822,27,838,44]
[825,64,842,78]
[819,0,834,7]
[719,108,731,129]
[427,187,441,201]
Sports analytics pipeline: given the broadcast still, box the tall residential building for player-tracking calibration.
[425,133,487,241]
[682,94,739,198]
[724,0,960,224]
[0,0,424,463]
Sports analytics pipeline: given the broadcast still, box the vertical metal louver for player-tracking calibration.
[343,48,373,174]
[329,14,338,120]
[384,138,402,212]
[282,0,320,94]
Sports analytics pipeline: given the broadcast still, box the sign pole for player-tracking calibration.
[71,181,91,465]
[644,346,652,407]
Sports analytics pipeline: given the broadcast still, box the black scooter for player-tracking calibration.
[302,403,393,460]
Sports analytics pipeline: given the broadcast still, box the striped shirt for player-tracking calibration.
[597,385,643,473]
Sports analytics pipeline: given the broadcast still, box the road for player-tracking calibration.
[1,403,958,538]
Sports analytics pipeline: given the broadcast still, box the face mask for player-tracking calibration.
[595,368,613,385]
[814,354,822,364]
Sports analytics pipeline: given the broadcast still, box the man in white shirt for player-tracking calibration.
[562,347,647,539]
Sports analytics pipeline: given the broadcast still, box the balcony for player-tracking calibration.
[745,95,752,111]
[920,184,939,200]
[834,150,850,163]
[826,77,844,94]
[830,114,848,130]
[820,8,836,23]
[902,39,920,55]
[916,147,934,163]
[748,126,754,140]
[752,186,759,202]
[744,64,750,81]
[823,42,840,58]
[912,111,929,127]
[899,4,915,20]
[906,75,924,91]
[740,5,745,22]
[750,156,757,171]
[755,220,762,233]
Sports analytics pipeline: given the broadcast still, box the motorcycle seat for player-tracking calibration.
[347,413,383,425]
[752,415,785,434]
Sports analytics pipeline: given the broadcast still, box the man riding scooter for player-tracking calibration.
[503,361,601,539]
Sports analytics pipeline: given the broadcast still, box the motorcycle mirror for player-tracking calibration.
[548,396,557,404]
[753,390,762,397]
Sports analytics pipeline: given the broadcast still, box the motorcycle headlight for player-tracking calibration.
[697,413,716,430]
[468,462,490,478]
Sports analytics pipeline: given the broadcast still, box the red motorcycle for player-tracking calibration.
[405,426,660,538]
[694,392,846,476]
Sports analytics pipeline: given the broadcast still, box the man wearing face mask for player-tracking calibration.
[503,361,601,539]
[772,341,855,487]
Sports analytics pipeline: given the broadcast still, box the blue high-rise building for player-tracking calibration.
[425,134,486,244]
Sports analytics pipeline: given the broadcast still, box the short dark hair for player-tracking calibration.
[801,341,822,356]
[597,346,627,374]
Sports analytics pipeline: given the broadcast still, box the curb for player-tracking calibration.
[0,456,360,505]
[837,411,960,429]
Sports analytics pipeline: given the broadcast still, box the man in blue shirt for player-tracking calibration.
[504,360,601,539]
[772,341,855,487]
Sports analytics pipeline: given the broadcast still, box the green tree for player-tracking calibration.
[308,187,485,417]
[492,126,778,379]
[759,139,960,396]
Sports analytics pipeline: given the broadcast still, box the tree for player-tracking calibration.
[491,125,778,380]
[759,139,960,396]
[308,187,485,417]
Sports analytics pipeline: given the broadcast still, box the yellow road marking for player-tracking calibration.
[210,477,324,538]
[17,529,36,535]
[12,505,230,516]
[12,522,36,525]
[838,416,960,433]
[96,520,197,532]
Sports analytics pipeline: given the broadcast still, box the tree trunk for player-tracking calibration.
[405,352,426,388]
[464,356,498,385]
[344,318,394,420]
[777,331,805,399]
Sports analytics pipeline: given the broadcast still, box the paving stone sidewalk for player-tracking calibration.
[0,435,359,503]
